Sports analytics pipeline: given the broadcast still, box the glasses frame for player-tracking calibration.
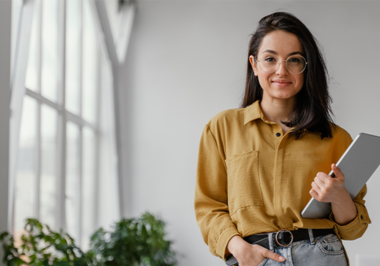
[256,55,308,74]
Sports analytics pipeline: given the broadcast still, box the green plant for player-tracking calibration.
[1,213,180,266]
[88,212,179,266]
[0,218,89,266]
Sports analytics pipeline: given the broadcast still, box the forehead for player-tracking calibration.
[258,30,303,56]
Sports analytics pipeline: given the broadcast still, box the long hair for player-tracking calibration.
[241,12,334,139]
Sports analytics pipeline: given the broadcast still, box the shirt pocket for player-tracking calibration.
[225,150,263,215]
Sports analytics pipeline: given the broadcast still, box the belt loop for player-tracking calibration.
[308,229,315,243]
[268,233,274,251]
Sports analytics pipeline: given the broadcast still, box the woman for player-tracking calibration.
[194,12,370,266]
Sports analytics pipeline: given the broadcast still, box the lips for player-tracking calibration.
[272,79,292,84]
[272,79,292,87]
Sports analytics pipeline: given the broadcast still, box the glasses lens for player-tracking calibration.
[258,55,307,74]
[259,56,278,73]
[286,56,306,74]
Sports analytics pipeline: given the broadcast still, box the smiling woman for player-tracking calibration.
[241,13,333,140]
[194,12,370,266]
[249,30,305,134]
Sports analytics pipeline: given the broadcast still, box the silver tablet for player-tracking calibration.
[301,132,380,219]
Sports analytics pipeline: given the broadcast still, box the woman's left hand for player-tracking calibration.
[310,163,358,225]
[309,163,349,204]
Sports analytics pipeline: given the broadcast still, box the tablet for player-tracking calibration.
[301,132,380,219]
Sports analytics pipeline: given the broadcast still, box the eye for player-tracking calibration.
[288,57,301,63]
[264,57,276,63]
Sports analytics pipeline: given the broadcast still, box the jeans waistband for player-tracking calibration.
[225,228,335,266]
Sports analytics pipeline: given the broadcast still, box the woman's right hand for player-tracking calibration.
[227,235,286,266]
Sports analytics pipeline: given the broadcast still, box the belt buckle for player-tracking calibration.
[275,229,294,247]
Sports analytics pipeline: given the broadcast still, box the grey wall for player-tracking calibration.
[119,1,380,265]
[0,1,11,265]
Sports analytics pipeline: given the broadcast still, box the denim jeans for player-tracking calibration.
[257,230,348,266]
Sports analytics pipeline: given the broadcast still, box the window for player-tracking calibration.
[13,0,119,250]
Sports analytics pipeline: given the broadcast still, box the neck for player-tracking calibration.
[260,97,296,125]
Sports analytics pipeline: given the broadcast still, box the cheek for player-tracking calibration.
[257,73,272,87]
[296,74,304,90]
[257,78,269,92]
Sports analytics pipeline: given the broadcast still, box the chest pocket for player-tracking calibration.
[226,150,263,215]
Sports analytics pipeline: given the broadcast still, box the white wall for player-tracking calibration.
[120,1,380,265]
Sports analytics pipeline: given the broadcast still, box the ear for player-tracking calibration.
[249,55,258,76]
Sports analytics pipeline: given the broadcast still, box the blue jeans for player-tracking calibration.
[257,230,348,266]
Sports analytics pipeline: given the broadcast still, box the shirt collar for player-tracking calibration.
[244,100,301,134]
[244,100,266,125]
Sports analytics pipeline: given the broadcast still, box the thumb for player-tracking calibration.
[331,163,344,181]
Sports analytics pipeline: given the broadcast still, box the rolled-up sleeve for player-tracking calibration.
[329,184,371,240]
[194,124,239,260]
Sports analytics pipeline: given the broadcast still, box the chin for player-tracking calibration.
[264,87,301,101]
[272,89,300,99]
[272,93,297,100]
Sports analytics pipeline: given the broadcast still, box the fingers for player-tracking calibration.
[311,178,322,194]
[313,172,336,191]
[310,165,346,203]
[235,244,285,266]
[258,246,285,262]
[310,182,322,200]
[310,185,327,202]
[309,187,319,199]
[316,172,330,184]
[314,175,326,188]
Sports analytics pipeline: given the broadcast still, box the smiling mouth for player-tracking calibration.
[272,81,292,86]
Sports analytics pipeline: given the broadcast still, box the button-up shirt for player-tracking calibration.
[194,100,371,261]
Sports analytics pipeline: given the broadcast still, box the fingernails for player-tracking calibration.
[279,256,286,261]
[332,163,337,170]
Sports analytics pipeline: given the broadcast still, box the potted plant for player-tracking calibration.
[0,218,88,266]
[88,212,179,266]
[1,212,180,266]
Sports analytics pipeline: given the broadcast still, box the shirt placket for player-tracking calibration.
[272,124,291,229]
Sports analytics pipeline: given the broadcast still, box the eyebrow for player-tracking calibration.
[262,50,303,56]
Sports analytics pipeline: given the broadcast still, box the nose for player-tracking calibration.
[275,60,288,75]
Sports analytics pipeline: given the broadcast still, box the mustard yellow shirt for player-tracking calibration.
[194,100,371,261]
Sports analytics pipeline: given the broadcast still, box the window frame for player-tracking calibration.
[14,0,102,247]
[10,0,135,246]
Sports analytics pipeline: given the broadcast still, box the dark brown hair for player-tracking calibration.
[241,12,334,139]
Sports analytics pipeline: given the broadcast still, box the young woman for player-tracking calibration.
[194,12,370,266]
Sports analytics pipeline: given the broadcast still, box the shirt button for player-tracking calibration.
[276,132,281,137]
[360,215,364,220]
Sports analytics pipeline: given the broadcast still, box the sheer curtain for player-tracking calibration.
[11,0,120,250]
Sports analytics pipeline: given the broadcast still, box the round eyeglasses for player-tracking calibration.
[257,55,308,74]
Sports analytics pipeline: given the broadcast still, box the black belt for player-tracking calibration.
[225,228,335,266]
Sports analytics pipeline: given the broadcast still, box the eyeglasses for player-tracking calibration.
[256,55,308,74]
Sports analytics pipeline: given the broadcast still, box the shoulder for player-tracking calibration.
[328,122,353,152]
[330,122,353,142]
[206,108,246,133]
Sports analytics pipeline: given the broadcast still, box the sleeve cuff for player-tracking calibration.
[216,226,240,261]
[329,202,371,231]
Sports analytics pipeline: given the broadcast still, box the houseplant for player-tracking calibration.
[0,218,88,266]
[88,212,179,266]
[1,212,179,266]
